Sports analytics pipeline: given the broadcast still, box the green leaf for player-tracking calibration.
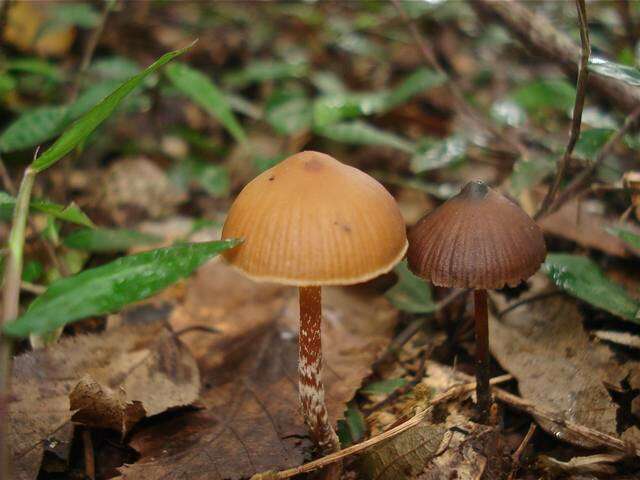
[6,57,63,82]
[170,159,230,197]
[360,378,408,395]
[337,403,366,446]
[0,106,68,152]
[589,57,640,87]
[67,79,124,119]
[544,253,640,323]
[0,73,16,97]
[513,79,576,114]
[574,128,614,161]
[606,227,640,251]
[3,239,241,337]
[0,191,94,227]
[386,260,436,314]
[31,43,193,173]
[166,62,246,143]
[223,60,307,88]
[89,56,141,80]
[508,157,555,196]
[22,260,43,283]
[315,121,414,152]
[313,68,444,127]
[265,90,312,135]
[47,2,101,28]
[410,136,467,173]
[63,228,162,252]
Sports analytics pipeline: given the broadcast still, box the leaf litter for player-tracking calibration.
[489,274,640,449]
[117,260,398,479]
[9,316,199,480]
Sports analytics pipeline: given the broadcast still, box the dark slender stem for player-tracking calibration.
[474,289,491,422]
[298,286,339,453]
[536,0,590,219]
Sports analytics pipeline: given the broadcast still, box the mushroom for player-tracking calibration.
[406,181,546,421]
[221,151,407,452]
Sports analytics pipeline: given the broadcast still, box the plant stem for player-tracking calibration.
[298,286,339,453]
[0,166,36,480]
[474,289,491,422]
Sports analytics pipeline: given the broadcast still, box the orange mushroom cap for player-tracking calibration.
[407,181,546,289]
[221,151,408,286]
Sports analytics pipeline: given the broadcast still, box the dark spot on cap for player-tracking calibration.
[268,175,275,181]
[304,159,323,172]
[334,221,351,233]
[460,180,489,200]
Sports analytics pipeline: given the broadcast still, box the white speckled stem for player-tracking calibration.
[298,286,340,453]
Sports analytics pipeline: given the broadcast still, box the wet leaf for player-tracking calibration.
[265,90,312,135]
[0,191,94,227]
[166,62,246,143]
[589,57,640,86]
[3,239,240,337]
[544,253,640,322]
[386,260,436,314]
[410,136,467,173]
[119,261,398,479]
[315,120,414,152]
[223,59,308,88]
[31,43,193,173]
[513,79,576,114]
[313,68,444,127]
[9,318,199,480]
[574,128,614,160]
[63,228,162,252]
[607,227,640,251]
[0,105,68,152]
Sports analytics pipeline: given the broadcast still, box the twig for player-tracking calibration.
[68,0,115,102]
[390,0,525,157]
[20,282,46,295]
[547,103,640,216]
[471,0,640,113]
[251,374,513,479]
[0,166,36,480]
[454,371,640,457]
[507,423,536,480]
[536,0,590,219]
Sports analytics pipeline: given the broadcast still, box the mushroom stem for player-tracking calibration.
[298,286,340,453]
[474,289,492,422]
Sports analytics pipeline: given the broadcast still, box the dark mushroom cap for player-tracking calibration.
[407,181,546,289]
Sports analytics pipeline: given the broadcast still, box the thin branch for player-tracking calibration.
[546,103,640,217]
[536,0,590,219]
[68,0,115,101]
[507,423,536,480]
[252,374,513,479]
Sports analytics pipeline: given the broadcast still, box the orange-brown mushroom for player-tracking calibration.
[407,180,546,420]
[222,151,407,452]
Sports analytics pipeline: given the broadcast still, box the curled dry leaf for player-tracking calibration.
[489,275,640,448]
[9,318,199,480]
[538,452,625,477]
[118,261,398,480]
[70,375,146,438]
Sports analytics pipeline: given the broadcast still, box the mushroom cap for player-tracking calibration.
[221,151,408,286]
[407,181,546,289]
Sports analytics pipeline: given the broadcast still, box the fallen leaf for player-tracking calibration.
[118,261,398,479]
[9,317,199,480]
[539,199,640,257]
[489,275,640,448]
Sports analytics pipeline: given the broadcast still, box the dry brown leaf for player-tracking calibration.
[118,261,398,480]
[10,319,199,480]
[489,276,640,448]
[538,452,625,477]
[539,199,640,257]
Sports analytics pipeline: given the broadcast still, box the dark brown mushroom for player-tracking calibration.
[407,180,546,421]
